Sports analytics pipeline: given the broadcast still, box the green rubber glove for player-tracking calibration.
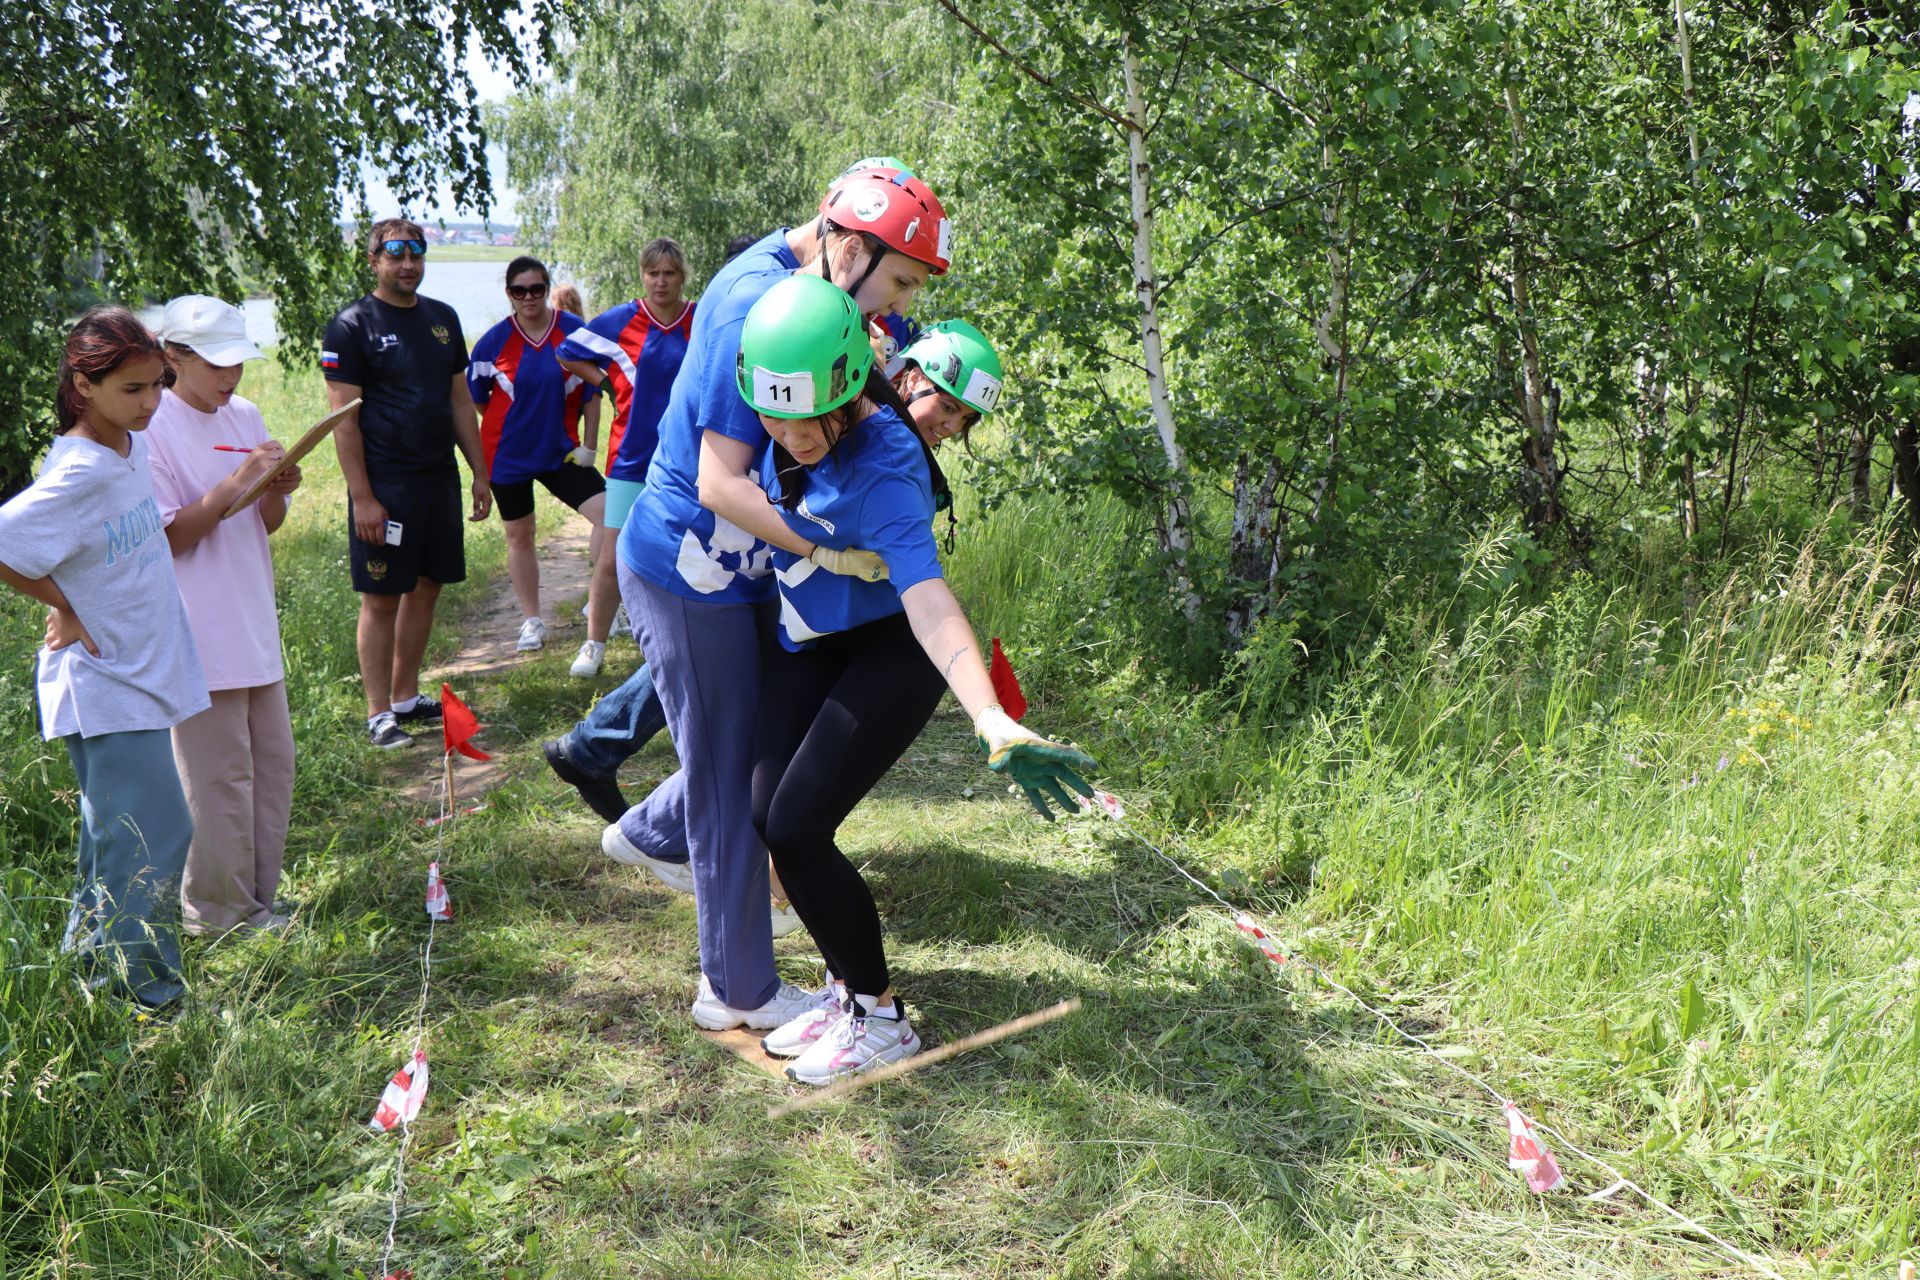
[974,705,1098,821]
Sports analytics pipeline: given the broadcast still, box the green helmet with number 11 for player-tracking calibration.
[902,319,1005,416]
[735,275,876,420]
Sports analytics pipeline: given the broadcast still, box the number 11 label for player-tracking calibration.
[752,367,815,415]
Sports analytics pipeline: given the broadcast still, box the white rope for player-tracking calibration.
[376,752,451,1280]
[1102,809,1793,1280]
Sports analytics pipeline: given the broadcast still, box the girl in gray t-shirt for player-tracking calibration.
[0,308,208,1013]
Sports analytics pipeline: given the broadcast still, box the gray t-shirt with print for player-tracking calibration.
[0,432,208,739]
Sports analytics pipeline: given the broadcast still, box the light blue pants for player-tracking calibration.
[63,728,192,1008]
[618,562,777,1009]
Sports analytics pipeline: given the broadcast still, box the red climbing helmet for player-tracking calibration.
[818,169,952,275]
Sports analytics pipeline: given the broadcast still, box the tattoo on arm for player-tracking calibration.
[942,646,971,679]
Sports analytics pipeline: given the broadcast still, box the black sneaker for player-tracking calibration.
[543,739,628,824]
[368,711,414,749]
[392,695,442,724]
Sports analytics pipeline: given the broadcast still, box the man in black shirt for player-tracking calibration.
[324,217,492,749]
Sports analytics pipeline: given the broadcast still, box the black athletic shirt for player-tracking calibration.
[322,294,469,477]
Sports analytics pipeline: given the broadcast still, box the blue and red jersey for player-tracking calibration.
[467,311,597,484]
[555,299,695,482]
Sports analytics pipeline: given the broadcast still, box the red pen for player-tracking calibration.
[212,445,254,453]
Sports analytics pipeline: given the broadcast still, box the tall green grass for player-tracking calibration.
[0,354,510,1276]
[8,360,1920,1272]
[948,490,1920,1268]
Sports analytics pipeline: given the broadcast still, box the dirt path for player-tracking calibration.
[398,510,599,804]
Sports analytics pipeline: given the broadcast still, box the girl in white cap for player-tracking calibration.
[145,295,304,936]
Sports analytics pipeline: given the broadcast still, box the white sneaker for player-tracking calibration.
[771,897,804,938]
[786,1006,921,1084]
[570,639,606,677]
[691,975,823,1031]
[613,603,633,641]
[601,823,695,894]
[516,616,547,651]
[761,983,844,1058]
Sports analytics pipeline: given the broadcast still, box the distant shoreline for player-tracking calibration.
[420,244,525,263]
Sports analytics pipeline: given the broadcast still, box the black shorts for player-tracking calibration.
[492,464,607,522]
[349,472,466,595]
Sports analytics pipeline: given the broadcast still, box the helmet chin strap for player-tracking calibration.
[904,388,941,408]
[822,222,890,306]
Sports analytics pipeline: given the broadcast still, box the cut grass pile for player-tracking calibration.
[1,354,1917,1276]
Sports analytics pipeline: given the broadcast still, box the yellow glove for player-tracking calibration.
[808,546,889,583]
[564,446,597,468]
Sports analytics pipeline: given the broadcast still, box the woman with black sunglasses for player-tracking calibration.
[466,256,613,655]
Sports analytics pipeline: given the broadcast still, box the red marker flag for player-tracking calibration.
[425,861,452,921]
[1504,1102,1565,1193]
[439,683,490,761]
[989,638,1027,721]
[367,1050,430,1132]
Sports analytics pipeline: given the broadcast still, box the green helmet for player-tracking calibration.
[902,319,1005,415]
[830,156,916,189]
[735,275,874,419]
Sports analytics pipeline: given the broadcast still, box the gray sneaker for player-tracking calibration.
[368,711,413,749]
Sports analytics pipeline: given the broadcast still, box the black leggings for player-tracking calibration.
[751,611,947,997]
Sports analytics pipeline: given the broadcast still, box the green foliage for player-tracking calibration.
[497,0,965,299]
[0,0,561,495]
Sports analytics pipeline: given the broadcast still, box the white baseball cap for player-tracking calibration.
[157,295,264,366]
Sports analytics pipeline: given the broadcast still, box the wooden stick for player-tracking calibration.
[766,997,1081,1119]
[221,398,358,517]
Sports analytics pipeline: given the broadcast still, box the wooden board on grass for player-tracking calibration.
[696,1026,791,1079]
[222,397,360,518]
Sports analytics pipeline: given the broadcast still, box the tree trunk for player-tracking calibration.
[1891,423,1920,532]
[1504,84,1563,531]
[1891,333,1920,534]
[1122,42,1200,620]
[1225,452,1286,641]
[1634,355,1665,488]
[1848,421,1873,515]
[1308,140,1350,528]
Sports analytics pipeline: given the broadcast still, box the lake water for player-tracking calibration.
[140,261,522,353]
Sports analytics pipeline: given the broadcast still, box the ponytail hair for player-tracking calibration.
[57,307,163,433]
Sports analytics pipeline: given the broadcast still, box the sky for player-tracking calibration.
[357,29,534,226]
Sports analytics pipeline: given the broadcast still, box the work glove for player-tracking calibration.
[808,545,889,583]
[974,704,1097,821]
[564,446,597,469]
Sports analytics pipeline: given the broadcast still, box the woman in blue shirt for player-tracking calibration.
[735,276,1097,1084]
[603,170,958,1036]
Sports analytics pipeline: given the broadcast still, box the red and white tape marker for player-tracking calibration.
[1077,785,1787,1279]
[1232,911,1288,967]
[425,861,452,922]
[376,685,486,1279]
[368,1050,430,1133]
[1504,1101,1565,1193]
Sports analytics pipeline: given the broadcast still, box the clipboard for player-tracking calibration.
[222,397,360,518]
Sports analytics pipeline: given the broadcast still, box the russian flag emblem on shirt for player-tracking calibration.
[320,349,340,370]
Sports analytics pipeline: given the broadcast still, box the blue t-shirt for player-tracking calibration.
[759,406,943,651]
[617,230,800,601]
